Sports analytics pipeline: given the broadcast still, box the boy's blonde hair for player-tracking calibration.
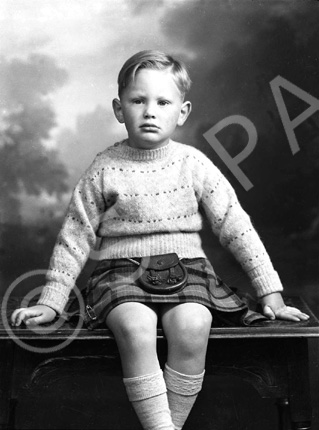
[117,50,192,99]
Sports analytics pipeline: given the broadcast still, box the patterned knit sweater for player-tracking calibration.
[38,139,283,314]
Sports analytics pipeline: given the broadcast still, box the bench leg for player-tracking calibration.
[0,341,15,430]
[287,339,312,430]
[276,398,291,430]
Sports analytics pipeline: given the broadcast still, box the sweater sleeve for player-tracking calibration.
[194,151,283,298]
[37,156,106,314]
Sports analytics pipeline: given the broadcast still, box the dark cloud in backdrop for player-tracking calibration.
[160,1,319,287]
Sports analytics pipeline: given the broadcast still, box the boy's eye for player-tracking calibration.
[158,100,170,106]
[132,99,143,104]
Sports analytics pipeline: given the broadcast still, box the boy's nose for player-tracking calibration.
[144,112,155,119]
[143,104,156,118]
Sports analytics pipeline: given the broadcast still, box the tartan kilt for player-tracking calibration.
[80,257,266,330]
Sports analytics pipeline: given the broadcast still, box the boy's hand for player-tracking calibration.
[11,305,57,327]
[260,292,310,321]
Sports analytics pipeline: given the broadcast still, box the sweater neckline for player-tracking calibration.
[113,139,173,161]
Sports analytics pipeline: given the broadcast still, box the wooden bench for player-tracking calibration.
[1,296,318,430]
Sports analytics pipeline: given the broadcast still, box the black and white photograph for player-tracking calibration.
[1,1,319,429]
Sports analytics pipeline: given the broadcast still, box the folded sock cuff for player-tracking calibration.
[164,364,205,396]
[123,370,166,402]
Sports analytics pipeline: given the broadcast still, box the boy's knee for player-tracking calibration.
[185,313,212,338]
[171,311,212,351]
[106,303,158,349]
[116,317,156,348]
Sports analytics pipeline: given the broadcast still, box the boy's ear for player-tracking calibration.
[177,101,192,126]
[112,98,125,123]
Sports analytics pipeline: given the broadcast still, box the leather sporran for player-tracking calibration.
[137,253,188,294]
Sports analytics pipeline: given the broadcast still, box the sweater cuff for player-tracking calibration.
[248,264,284,298]
[37,284,70,315]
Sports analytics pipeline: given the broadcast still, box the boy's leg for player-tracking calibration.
[106,302,160,377]
[106,302,174,430]
[161,303,212,430]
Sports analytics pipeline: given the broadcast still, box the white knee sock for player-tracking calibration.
[164,364,205,430]
[123,369,174,430]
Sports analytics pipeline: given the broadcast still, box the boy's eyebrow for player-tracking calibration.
[128,89,176,98]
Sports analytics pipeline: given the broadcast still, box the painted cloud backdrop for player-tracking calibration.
[1,0,318,293]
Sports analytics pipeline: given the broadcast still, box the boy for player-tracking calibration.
[11,50,309,430]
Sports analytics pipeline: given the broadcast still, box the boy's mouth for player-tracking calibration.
[140,123,159,131]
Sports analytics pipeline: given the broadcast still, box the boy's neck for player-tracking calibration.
[116,139,173,161]
[127,138,170,151]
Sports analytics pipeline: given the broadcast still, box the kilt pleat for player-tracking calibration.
[77,257,266,329]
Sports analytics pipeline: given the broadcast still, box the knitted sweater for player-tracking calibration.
[38,139,283,314]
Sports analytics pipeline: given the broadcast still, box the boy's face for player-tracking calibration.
[112,68,191,149]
